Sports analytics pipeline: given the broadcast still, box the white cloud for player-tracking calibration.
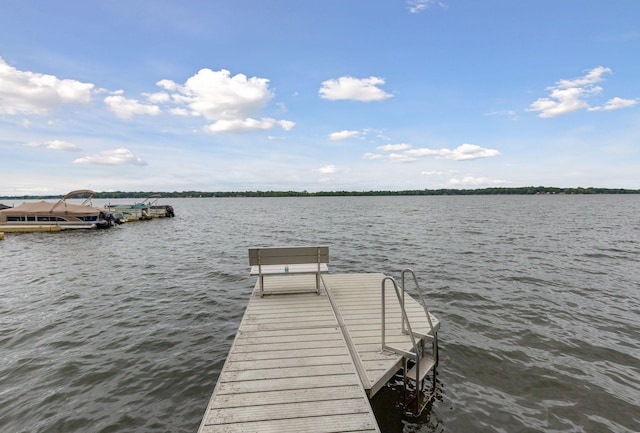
[528,66,636,118]
[204,117,295,133]
[23,139,82,151]
[319,76,392,101]
[528,86,593,118]
[556,66,611,88]
[156,68,294,133]
[278,120,296,131]
[164,69,272,120]
[363,152,383,160]
[144,92,170,103]
[45,140,82,152]
[485,109,518,120]
[404,148,440,157]
[274,101,288,114]
[408,0,446,13]
[378,143,412,151]
[316,164,339,174]
[73,148,147,166]
[379,143,500,161]
[421,170,459,176]
[591,96,638,111]
[436,143,501,160]
[398,143,500,161]
[169,107,190,116]
[329,130,360,141]
[0,57,94,115]
[104,95,161,119]
[156,79,178,92]
[449,176,507,186]
[389,153,417,163]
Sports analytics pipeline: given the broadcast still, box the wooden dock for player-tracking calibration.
[197,272,439,433]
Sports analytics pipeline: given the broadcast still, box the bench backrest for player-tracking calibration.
[249,246,329,266]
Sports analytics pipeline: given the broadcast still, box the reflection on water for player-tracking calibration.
[1,195,639,432]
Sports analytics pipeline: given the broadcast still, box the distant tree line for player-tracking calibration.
[2,186,639,200]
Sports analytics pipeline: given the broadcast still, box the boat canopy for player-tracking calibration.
[0,201,102,217]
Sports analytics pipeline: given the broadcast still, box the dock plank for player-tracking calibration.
[201,413,378,433]
[231,339,347,353]
[206,398,371,425]
[210,385,364,409]
[228,346,349,362]
[215,373,359,394]
[224,355,353,371]
[223,363,355,381]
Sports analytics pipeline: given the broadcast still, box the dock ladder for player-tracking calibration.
[381,269,439,415]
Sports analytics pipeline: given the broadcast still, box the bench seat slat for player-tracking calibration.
[250,263,329,275]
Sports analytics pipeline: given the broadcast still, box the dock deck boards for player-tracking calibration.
[198,272,438,433]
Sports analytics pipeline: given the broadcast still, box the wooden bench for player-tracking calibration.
[249,246,329,296]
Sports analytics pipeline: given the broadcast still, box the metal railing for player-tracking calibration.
[381,276,421,361]
[381,269,439,415]
[402,268,439,366]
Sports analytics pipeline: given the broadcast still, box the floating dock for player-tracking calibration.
[197,272,439,433]
[0,225,62,233]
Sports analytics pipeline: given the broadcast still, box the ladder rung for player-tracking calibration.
[406,356,436,382]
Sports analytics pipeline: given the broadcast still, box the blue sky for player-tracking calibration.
[1,0,638,195]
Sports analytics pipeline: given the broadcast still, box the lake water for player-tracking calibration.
[1,195,639,433]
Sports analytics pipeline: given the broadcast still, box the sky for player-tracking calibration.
[1,0,639,195]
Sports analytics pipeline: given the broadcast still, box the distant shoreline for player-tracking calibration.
[2,187,640,200]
